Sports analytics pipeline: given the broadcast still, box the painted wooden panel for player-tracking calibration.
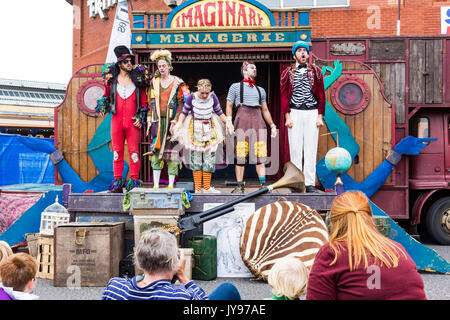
[369,40,406,60]
[430,40,443,104]
[369,63,405,124]
[409,40,426,104]
[317,62,392,185]
[409,39,443,104]
[56,65,104,184]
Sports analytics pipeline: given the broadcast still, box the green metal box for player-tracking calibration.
[186,235,217,281]
[128,187,185,215]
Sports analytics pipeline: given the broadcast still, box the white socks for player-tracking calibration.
[153,170,161,188]
[169,175,176,188]
[153,170,176,188]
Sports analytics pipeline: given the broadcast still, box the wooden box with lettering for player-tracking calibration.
[53,222,125,287]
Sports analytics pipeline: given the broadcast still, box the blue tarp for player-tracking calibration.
[0,134,55,186]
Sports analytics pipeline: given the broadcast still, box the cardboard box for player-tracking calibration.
[53,222,124,287]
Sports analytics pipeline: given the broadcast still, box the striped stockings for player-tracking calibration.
[193,171,213,191]
[193,171,202,192]
[202,172,212,190]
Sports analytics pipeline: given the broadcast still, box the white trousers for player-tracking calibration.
[288,109,319,186]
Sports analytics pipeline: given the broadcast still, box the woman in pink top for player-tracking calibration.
[307,191,426,300]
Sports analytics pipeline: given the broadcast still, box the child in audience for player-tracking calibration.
[267,257,309,300]
[0,253,39,300]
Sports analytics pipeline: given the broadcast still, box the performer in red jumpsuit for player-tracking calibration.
[97,45,148,192]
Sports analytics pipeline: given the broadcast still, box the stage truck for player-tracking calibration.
[55,8,449,245]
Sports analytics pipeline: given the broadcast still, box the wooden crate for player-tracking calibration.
[53,222,124,287]
[36,235,54,280]
[25,233,41,258]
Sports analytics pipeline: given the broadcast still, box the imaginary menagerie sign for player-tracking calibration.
[168,0,274,28]
[132,0,310,48]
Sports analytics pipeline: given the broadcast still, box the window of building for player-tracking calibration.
[258,0,349,9]
[411,117,430,145]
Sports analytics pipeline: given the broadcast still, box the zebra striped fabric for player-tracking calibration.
[290,67,317,108]
[240,201,329,281]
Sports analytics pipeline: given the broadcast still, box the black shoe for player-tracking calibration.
[231,186,245,193]
[305,185,318,193]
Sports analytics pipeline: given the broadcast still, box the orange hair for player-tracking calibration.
[328,191,406,271]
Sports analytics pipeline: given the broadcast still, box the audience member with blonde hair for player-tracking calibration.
[307,191,426,300]
[267,257,309,300]
[0,253,39,300]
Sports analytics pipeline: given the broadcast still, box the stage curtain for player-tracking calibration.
[267,63,291,180]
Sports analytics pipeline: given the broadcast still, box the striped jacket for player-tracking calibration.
[101,277,208,300]
[280,64,325,116]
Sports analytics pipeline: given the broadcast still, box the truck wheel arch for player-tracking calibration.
[411,190,438,225]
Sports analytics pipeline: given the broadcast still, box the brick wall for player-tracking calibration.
[72,0,169,72]
[71,0,447,72]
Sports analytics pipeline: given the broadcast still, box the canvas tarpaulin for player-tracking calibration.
[0,134,55,186]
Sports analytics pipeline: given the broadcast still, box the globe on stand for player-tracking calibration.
[324,147,352,195]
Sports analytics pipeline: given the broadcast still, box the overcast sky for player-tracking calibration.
[0,1,73,85]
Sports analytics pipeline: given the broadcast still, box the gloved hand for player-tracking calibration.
[226,116,235,135]
[270,124,277,138]
[171,121,182,135]
[393,136,437,155]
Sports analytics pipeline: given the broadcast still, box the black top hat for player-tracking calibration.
[114,45,135,64]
